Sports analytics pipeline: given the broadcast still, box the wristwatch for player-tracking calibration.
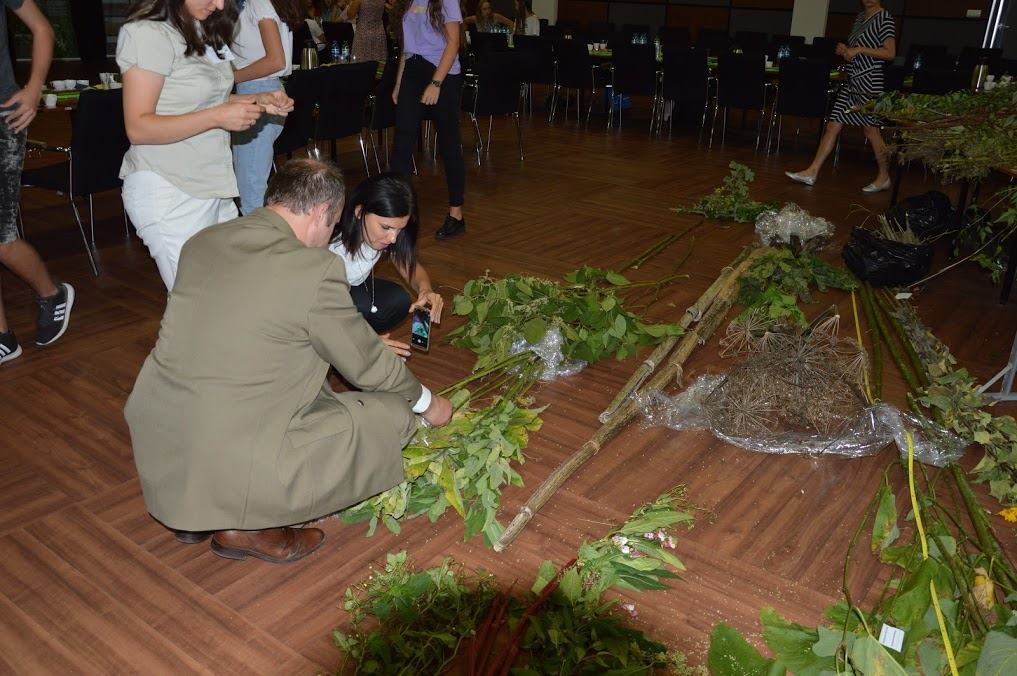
[430,79,443,88]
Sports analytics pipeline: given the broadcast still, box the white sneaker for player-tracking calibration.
[0,331,22,364]
[862,179,892,193]
[785,171,816,186]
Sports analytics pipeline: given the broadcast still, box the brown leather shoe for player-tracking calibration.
[210,527,325,564]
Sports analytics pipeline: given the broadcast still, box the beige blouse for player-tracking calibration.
[116,20,238,199]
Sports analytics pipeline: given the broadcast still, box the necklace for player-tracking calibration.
[368,271,378,313]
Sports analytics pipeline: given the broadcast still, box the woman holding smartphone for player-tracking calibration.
[389,0,466,241]
[117,0,293,290]
[329,173,443,356]
[231,0,305,215]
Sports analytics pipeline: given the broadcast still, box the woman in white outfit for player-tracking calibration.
[117,0,293,290]
[232,0,304,215]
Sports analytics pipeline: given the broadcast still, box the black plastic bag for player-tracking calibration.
[885,191,957,238]
[842,227,934,287]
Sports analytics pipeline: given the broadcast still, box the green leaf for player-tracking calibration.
[872,480,900,553]
[977,631,1017,675]
[438,459,465,518]
[760,608,834,675]
[709,624,785,676]
[848,635,908,676]
[605,271,629,286]
[559,567,582,603]
[522,316,548,345]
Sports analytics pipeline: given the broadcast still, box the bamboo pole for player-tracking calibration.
[598,245,764,423]
[493,252,753,552]
[620,219,706,271]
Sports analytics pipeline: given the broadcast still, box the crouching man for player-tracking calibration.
[125,159,452,563]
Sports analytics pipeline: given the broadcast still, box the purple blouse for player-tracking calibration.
[402,0,462,75]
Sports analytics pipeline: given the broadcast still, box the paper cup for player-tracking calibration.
[52,80,65,90]
[63,79,76,89]
[44,93,58,108]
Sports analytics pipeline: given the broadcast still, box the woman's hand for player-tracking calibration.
[380,333,412,358]
[835,42,848,57]
[843,47,860,61]
[216,101,264,131]
[1,83,42,133]
[254,90,294,116]
[411,290,443,324]
[420,83,440,105]
[391,82,400,105]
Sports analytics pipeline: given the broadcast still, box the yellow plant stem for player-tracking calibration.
[850,290,874,404]
[906,429,959,676]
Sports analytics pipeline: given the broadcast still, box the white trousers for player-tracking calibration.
[122,171,238,290]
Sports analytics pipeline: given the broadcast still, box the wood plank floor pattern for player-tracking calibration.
[2,104,1016,673]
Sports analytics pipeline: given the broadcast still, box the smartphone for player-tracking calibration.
[410,308,431,352]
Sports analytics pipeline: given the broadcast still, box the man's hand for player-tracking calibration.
[1,84,43,133]
[422,394,453,427]
[410,290,443,324]
[380,333,411,358]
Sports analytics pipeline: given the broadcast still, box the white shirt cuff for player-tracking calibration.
[412,385,432,414]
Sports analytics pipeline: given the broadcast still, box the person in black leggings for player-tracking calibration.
[389,0,465,240]
[329,173,444,357]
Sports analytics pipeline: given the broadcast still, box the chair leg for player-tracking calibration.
[358,133,371,176]
[708,101,719,149]
[68,196,99,277]
[721,108,728,147]
[123,206,131,240]
[89,194,96,247]
[469,113,483,166]
[486,115,494,155]
[548,84,559,122]
[754,107,764,152]
[369,129,382,173]
[513,112,524,161]
[16,202,25,239]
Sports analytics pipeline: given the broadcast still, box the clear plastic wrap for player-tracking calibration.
[640,375,966,466]
[510,327,587,381]
[755,203,834,250]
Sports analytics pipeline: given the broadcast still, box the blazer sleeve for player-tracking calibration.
[307,258,424,405]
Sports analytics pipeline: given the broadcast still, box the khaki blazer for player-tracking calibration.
[125,208,421,530]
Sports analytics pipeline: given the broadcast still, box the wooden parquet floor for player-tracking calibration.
[3,103,1016,673]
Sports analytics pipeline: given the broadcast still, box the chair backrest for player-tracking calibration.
[274,68,322,156]
[554,39,594,89]
[775,58,830,118]
[734,30,768,54]
[696,28,731,56]
[958,46,1003,72]
[291,23,313,64]
[69,89,129,196]
[314,61,379,140]
[322,21,354,49]
[470,31,509,56]
[612,43,657,96]
[657,26,689,50]
[554,20,579,37]
[662,46,708,103]
[882,62,907,92]
[716,51,766,109]
[467,52,525,116]
[907,44,954,70]
[911,67,970,95]
[369,58,400,131]
[586,21,615,43]
[512,34,554,84]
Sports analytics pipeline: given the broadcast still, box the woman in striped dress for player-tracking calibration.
[787,0,896,192]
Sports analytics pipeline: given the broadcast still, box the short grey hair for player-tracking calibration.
[265,159,345,220]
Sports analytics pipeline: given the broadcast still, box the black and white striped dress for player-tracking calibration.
[830,9,895,127]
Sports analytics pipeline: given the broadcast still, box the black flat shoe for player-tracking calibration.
[435,215,465,240]
[174,529,213,544]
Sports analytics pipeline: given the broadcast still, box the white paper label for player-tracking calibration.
[895,292,913,300]
[966,9,982,18]
[879,623,905,652]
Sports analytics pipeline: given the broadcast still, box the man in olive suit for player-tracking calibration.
[125,159,452,563]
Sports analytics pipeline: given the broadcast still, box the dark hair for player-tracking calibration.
[265,158,346,220]
[271,0,307,30]
[333,173,419,277]
[127,0,240,58]
[391,0,448,39]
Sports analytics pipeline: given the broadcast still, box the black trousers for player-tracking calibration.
[390,55,465,207]
[349,276,412,333]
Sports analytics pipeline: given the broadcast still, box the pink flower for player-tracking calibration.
[622,602,638,618]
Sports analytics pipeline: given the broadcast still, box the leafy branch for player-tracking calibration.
[673,161,779,223]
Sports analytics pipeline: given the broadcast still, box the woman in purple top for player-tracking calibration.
[389,0,466,240]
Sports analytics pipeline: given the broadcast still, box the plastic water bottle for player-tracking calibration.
[341,43,350,62]
[330,40,340,63]
[654,35,661,60]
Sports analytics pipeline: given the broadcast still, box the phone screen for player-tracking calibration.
[410,308,431,352]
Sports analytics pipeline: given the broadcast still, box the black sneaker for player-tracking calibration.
[35,282,75,346]
[435,215,466,240]
[0,330,22,364]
